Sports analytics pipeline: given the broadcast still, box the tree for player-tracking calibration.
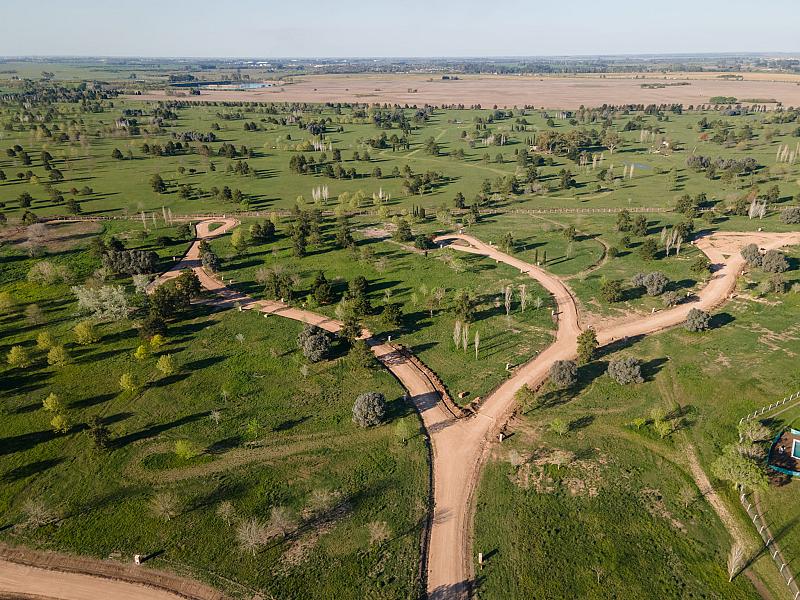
[550,360,577,389]
[599,279,623,303]
[643,272,669,296]
[348,339,377,370]
[231,229,248,255]
[740,243,761,267]
[156,353,176,376]
[728,543,746,582]
[297,324,332,362]
[607,357,644,384]
[47,345,70,367]
[781,207,800,224]
[85,415,111,451]
[268,506,296,538]
[347,276,371,316]
[7,345,31,368]
[382,302,403,327]
[712,444,768,491]
[453,289,475,322]
[150,174,166,193]
[353,392,387,427]
[119,372,137,392]
[638,238,658,261]
[761,249,788,273]
[237,517,270,556]
[394,219,413,242]
[73,320,99,345]
[42,392,64,413]
[616,209,632,232]
[51,413,72,434]
[111,148,124,160]
[563,225,577,241]
[576,328,598,365]
[684,308,710,332]
[36,331,56,351]
[312,271,334,305]
[20,498,57,529]
[150,491,180,521]
[632,215,648,237]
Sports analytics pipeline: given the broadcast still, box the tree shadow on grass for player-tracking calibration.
[710,312,735,330]
[0,428,57,456]
[70,392,116,409]
[112,412,208,449]
[641,357,668,381]
[2,457,64,482]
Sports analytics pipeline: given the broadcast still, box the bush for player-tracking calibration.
[47,345,70,367]
[74,320,99,345]
[761,249,788,273]
[740,243,761,267]
[599,279,624,303]
[690,256,711,275]
[297,324,332,362]
[638,238,658,261]
[352,392,387,427]
[781,207,800,224]
[684,308,711,332]
[175,439,202,460]
[7,345,31,368]
[549,360,577,389]
[643,272,669,296]
[607,357,644,384]
[576,328,598,365]
[662,291,680,307]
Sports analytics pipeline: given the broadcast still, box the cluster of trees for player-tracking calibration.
[686,154,759,181]
[103,248,159,275]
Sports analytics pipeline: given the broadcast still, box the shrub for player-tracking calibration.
[740,243,761,267]
[599,279,623,303]
[662,291,680,307]
[631,272,646,288]
[348,339,377,370]
[690,256,711,275]
[763,274,786,294]
[781,207,800,224]
[549,360,577,389]
[47,345,70,367]
[382,302,403,327]
[607,357,644,384]
[73,320,99,345]
[761,249,788,273]
[175,439,202,460]
[576,328,598,365]
[638,238,658,261]
[36,331,56,351]
[297,325,332,362]
[7,345,31,368]
[119,372,137,392]
[50,413,72,434]
[156,354,175,376]
[42,392,64,413]
[548,418,569,436]
[352,392,387,427]
[684,308,711,332]
[643,272,669,296]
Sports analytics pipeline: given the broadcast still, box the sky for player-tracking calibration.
[1,0,798,58]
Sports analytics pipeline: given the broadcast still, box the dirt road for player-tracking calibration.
[0,561,187,600]
[8,221,797,600]
[430,230,800,597]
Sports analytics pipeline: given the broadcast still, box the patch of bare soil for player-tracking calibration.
[0,221,101,252]
[746,323,800,357]
[277,502,352,573]
[640,487,687,532]
[508,446,605,497]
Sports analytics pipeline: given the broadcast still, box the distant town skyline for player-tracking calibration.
[1,0,798,58]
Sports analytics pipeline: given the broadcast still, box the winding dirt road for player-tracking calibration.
[6,220,798,600]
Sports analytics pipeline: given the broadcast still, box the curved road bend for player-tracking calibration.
[7,222,797,600]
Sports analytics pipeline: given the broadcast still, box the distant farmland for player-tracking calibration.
[134,72,800,108]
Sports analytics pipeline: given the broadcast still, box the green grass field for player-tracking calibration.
[1,71,800,598]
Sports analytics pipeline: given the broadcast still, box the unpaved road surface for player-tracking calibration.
[7,221,798,600]
[0,560,186,600]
